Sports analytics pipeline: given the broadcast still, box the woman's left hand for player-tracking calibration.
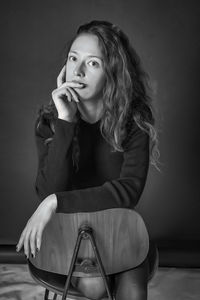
[16,194,57,259]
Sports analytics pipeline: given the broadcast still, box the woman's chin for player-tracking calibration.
[76,93,93,102]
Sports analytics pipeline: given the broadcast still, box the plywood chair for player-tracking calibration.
[28,208,150,300]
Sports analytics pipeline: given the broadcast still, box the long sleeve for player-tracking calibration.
[35,117,76,200]
[55,123,150,213]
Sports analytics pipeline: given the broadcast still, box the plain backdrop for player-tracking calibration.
[0,0,200,245]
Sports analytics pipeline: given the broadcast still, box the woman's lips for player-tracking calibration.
[72,80,87,88]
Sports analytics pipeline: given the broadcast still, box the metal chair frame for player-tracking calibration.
[43,224,114,300]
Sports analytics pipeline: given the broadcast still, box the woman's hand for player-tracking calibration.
[52,65,83,122]
[16,194,57,259]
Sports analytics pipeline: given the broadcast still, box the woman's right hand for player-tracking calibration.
[51,65,83,122]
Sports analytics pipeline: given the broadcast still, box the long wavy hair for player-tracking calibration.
[37,20,160,170]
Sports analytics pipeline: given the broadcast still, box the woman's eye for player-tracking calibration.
[88,60,100,68]
[68,55,77,62]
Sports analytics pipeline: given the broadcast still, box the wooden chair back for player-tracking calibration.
[30,208,149,277]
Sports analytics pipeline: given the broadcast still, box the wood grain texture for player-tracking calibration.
[30,208,149,276]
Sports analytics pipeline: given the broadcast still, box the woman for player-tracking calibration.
[17,20,159,300]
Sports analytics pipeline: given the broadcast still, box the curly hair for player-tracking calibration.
[37,20,160,170]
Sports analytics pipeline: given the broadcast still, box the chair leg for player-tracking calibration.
[44,289,49,300]
[44,288,58,300]
[53,293,58,300]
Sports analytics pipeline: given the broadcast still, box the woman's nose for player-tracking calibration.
[73,63,85,77]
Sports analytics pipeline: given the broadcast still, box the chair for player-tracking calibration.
[28,208,153,300]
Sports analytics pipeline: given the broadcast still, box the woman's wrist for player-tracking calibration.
[58,114,78,123]
[45,194,57,213]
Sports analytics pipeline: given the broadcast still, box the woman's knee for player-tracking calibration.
[116,284,147,300]
[71,276,107,300]
[114,259,149,300]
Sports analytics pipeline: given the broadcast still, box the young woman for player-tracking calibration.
[17,20,159,300]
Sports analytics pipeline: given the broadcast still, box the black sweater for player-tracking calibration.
[35,117,149,213]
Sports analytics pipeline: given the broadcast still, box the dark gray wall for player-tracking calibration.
[0,0,200,244]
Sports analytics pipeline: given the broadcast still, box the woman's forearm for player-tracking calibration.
[35,118,76,200]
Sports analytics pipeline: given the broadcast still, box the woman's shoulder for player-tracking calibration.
[123,120,149,151]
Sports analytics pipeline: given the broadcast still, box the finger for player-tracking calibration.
[16,228,27,252]
[52,83,83,99]
[52,86,72,103]
[57,65,66,88]
[36,227,43,252]
[30,228,37,258]
[52,86,67,99]
[65,89,72,102]
[24,230,31,259]
[67,87,79,103]
[60,81,84,89]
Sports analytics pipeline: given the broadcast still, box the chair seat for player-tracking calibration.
[27,209,158,300]
[28,241,158,299]
[30,209,149,276]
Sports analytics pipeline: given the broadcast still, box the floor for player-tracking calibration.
[0,264,200,299]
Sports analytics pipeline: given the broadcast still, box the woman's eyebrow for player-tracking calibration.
[69,50,103,61]
[87,55,103,61]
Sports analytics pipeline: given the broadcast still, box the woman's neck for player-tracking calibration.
[77,99,103,124]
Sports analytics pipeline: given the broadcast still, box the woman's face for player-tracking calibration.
[65,33,106,102]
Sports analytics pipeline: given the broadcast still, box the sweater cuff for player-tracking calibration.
[55,192,67,213]
[54,118,76,138]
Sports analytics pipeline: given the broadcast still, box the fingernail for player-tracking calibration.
[16,246,19,252]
